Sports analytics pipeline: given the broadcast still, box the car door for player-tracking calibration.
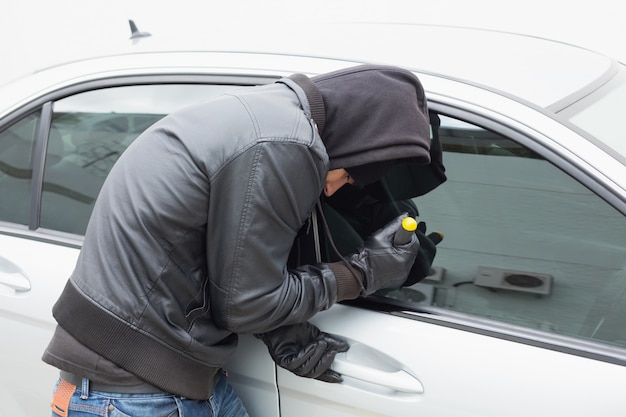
[265,110,626,416]
[0,80,277,417]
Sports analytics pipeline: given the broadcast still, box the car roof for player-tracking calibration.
[179,22,614,109]
[0,23,617,113]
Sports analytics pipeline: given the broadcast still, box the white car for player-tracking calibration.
[1,23,625,417]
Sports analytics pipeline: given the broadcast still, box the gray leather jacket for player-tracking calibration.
[51,78,339,399]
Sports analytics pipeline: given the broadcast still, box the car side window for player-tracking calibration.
[0,111,41,225]
[397,115,626,348]
[325,114,625,350]
[39,84,245,235]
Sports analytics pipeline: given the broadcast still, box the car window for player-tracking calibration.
[0,111,41,225]
[38,84,245,235]
[325,114,626,351]
[417,116,625,347]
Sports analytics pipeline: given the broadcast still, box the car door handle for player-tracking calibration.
[331,349,424,394]
[0,270,31,292]
[0,257,31,292]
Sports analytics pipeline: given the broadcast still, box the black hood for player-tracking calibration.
[311,65,431,185]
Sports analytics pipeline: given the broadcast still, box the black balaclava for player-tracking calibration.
[311,65,432,186]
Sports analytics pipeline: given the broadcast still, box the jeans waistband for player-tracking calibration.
[60,371,165,394]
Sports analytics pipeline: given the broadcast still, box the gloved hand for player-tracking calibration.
[403,221,443,286]
[255,321,349,383]
[347,213,419,296]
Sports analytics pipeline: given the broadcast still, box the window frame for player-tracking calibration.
[0,73,279,244]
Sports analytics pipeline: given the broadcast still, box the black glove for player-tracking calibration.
[404,222,444,286]
[255,321,349,383]
[347,213,419,296]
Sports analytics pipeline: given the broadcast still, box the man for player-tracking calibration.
[43,64,444,416]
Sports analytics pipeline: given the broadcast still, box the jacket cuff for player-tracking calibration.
[328,262,363,301]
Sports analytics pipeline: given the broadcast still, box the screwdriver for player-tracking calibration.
[393,216,418,245]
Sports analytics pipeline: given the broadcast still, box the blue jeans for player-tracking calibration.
[50,372,249,417]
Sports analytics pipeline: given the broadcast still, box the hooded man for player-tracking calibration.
[43,64,445,416]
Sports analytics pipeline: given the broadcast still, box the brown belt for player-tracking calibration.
[60,371,165,394]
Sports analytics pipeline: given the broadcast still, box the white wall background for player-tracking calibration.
[1,0,624,84]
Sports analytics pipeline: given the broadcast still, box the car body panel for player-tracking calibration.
[0,232,77,417]
[270,304,625,417]
[83,22,617,108]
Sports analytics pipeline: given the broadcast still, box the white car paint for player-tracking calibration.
[0,234,78,417]
[0,23,624,417]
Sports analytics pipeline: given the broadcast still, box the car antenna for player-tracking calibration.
[128,19,151,40]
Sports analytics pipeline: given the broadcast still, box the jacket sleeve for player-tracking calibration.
[207,140,337,334]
